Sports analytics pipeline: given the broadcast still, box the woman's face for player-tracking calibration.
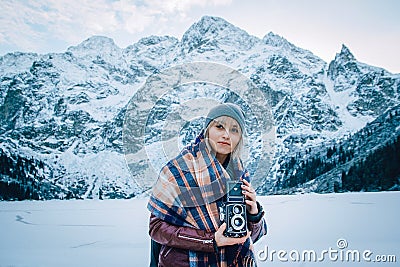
[207,116,242,159]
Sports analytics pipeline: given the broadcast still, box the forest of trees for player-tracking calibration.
[278,134,400,193]
[280,143,355,189]
[0,149,46,200]
[276,107,400,193]
[341,135,400,191]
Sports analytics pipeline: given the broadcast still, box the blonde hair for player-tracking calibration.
[204,116,244,160]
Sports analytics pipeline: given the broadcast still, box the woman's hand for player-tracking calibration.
[214,223,251,247]
[241,178,258,215]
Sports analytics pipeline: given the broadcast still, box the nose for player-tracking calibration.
[222,129,230,139]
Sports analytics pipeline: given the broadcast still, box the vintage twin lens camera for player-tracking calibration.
[219,180,247,238]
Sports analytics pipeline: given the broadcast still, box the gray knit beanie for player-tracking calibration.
[204,103,245,132]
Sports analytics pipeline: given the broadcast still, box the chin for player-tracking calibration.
[216,149,231,155]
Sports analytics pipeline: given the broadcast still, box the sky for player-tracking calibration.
[1,0,399,73]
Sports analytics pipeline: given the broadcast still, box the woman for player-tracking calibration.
[148,103,267,267]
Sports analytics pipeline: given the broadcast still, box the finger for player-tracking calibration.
[242,188,255,195]
[241,183,255,192]
[244,193,256,202]
[241,185,254,195]
[219,222,226,231]
[240,231,252,244]
[242,184,251,191]
[241,179,250,186]
[248,186,255,193]
[245,199,257,207]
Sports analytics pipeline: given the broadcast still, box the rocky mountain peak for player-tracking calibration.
[262,32,291,47]
[327,44,360,85]
[183,16,233,37]
[335,44,356,63]
[67,35,121,60]
[136,35,178,47]
[180,16,259,53]
[125,35,178,55]
[72,36,117,48]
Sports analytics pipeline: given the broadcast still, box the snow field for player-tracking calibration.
[0,191,399,266]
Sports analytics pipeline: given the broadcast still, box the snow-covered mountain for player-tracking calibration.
[1,16,399,200]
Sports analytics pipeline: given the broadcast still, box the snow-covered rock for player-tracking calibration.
[0,16,399,199]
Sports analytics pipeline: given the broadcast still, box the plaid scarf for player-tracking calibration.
[148,132,257,267]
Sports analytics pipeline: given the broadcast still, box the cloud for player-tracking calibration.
[0,0,232,54]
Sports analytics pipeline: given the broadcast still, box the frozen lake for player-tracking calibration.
[0,191,399,266]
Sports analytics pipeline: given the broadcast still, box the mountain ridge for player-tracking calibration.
[0,15,399,200]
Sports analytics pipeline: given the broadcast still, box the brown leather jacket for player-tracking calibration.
[149,203,267,267]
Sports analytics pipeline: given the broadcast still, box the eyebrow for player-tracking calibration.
[214,119,239,129]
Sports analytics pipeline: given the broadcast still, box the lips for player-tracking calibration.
[218,141,231,146]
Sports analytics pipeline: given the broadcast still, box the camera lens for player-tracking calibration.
[234,218,242,226]
[233,204,243,214]
[231,214,245,231]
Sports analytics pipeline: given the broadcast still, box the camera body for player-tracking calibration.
[219,181,247,238]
